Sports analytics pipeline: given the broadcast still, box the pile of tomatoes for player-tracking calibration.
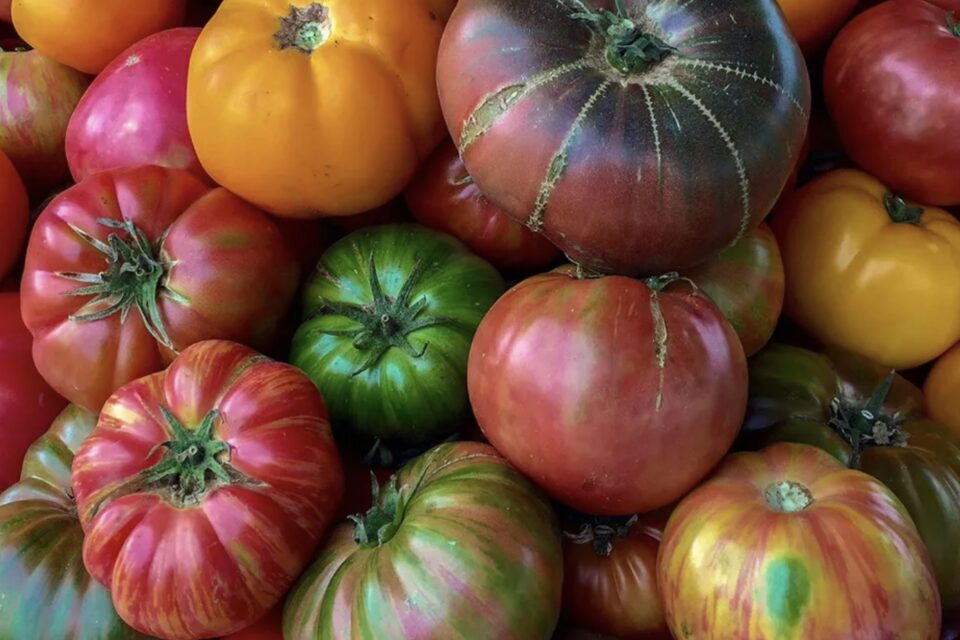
[1,0,958,639]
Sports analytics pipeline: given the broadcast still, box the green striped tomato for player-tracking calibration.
[0,404,148,640]
[283,441,563,640]
[658,443,941,639]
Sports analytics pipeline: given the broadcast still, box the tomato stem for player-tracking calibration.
[349,473,405,548]
[275,3,332,54]
[828,371,907,467]
[883,193,924,225]
[764,481,813,512]
[564,514,639,557]
[570,0,676,75]
[947,11,960,37]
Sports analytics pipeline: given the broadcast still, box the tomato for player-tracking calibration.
[561,512,670,639]
[926,343,960,438]
[744,344,960,613]
[11,0,185,75]
[437,0,810,276]
[291,224,505,447]
[187,0,456,218]
[222,606,283,640]
[0,148,28,281]
[0,292,68,491]
[284,441,563,640]
[66,28,208,183]
[0,48,90,197]
[776,0,860,54]
[0,1,9,22]
[0,405,148,639]
[405,139,561,273]
[772,169,960,369]
[824,0,960,205]
[683,222,784,357]
[468,267,747,515]
[21,165,299,412]
[71,340,344,639]
[659,443,941,639]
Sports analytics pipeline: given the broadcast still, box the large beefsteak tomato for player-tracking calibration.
[437,0,810,275]
[0,148,28,281]
[659,443,941,639]
[66,28,208,183]
[824,0,960,205]
[11,0,185,75]
[744,344,960,612]
[71,340,344,640]
[291,224,505,447]
[0,404,148,640]
[468,266,747,515]
[776,0,860,54]
[187,0,456,218]
[21,165,299,412]
[926,343,960,437]
[283,441,563,640]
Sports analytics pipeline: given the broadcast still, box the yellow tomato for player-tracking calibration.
[772,169,960,369]
[187,0,455,218]
[926,343,960,438]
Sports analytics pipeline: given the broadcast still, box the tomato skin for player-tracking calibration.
[188,0,455,218]
[0,49,90,197]
[11,0,185,75]
[21,166,299,412]
[66,28,209,183]
[772,169,960,369]
[0,292,68,491]
[222,606,283,640]
[0,148,28,281]
[468,267,747,515]
[405,140,560,273]
[684,222,785,357]
[71,340,345,640]
[824,0,960,206]
[283,441,563,640]
[776,0,860,54]
[926,343,960,439]
[659,443,941,639]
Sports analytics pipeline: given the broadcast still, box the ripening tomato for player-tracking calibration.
[11,0,186,74]
[0,148,28,281]
[71,340,345,640]
[927,343,960,438]
[776,0,860,54]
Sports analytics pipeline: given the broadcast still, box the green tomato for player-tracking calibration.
[291,224,506,447]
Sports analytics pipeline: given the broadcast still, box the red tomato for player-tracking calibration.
[405,140,560,273]
[825,0,960,205]
[0,148,28,281]
[66,28,209,183]
[221,606,283,640]
[776,0,860,54]
[0,292,67,490]
[71,340,344,640]
[0,0,9,22]
[468,267,747,515]
[21,166,299,412]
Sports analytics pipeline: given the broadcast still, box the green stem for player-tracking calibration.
[274,3,332,54]
[564,514,639,557]
[947,11,960,37]
[644,272,682,292]
[349,474,405,548]
[570,0,676,75]
[828,371,906,467]
[883,193,924,225]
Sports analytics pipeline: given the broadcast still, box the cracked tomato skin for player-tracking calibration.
[21,165,299,412]
[467,266,747,515]
[658,443,941,640]
[71,340,345,640]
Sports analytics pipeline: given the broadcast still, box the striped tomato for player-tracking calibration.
[437,0,810,276]
[284,441,563,640]
[658,443,941,639]
[71,340,345,640]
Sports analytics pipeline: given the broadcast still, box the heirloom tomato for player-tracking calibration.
[825,0,960,205]
[284,441,563,640]
[223,606,283,640]
[0,148,28,281]
[776,0,860,54]
[683,222,784,357]
[437,0,810,275]
[291,224,504,447]
[71,340,344,640]
[21,165,298,412]
[468,266,747,515]
[745,344,960,612]
[404,139,560,273]
[66,28,208,182]
[772,169,960,369]
[926,343,960,438]
[11,0,185,74]
[0,48,90,197]
[659,443,941,639]
[187,0,456,218]
[0,405,147,640]
[0,292,67,491]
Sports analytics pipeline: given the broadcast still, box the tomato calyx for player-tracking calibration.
[275,3,332,54]
[570,0,676,75]
[883,193,924,225]
[764,481,813,512]
[564,514,640,557]
[947,12,960,38]
[56,217,176,349]
[312,254,453,376]
[349,473,406,548]
[829,371,908,466]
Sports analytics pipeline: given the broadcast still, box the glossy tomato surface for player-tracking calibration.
[926,342,960,437]
[776,0,860,53]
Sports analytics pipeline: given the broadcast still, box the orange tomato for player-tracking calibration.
[777,0,860,54]
[11,0,185,74]
[0,148,28,281]
[926,343,960,438]
[187,0,455,219]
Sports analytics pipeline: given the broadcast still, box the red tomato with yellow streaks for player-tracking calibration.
[0,148,28,281]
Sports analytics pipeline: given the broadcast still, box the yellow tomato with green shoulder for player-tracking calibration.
[926,343,960,438]
[772,169,960,370]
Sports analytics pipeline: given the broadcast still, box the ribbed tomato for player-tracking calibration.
[71,340,345,639]
[0,148,28,281]
[659,443,941,639]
